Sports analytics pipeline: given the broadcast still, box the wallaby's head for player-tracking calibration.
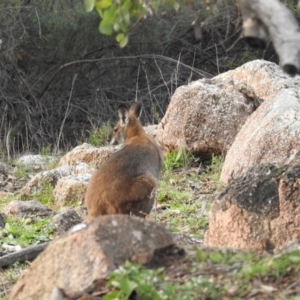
[109,101,143,145]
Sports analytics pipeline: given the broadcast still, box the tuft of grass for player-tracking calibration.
[45,158,60,170]
[150,106,161,123]
[163,149,194,172]
[87,122,111,147]
[239,250,300,280]
[0,194,15,211]
[40,146,60,170]
[0,217,54,248]
[35,182,55,208]
[40,145,51,156]
[13,163,27,179]
[199,154,223,190]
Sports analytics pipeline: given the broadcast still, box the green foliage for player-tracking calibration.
[239,250,300,280]
[38,146,60,170]
[208,154,223,181]
[13,163,27,180]
[102,249,300,299]
[163,149,193,172]
[87,122,111,146]
[0,146,5,161]
[104,262,165,299]
[40,145,51,156]
[35,183,55,208]
[0,194,15,211]
[0,217,53,248]
[200,154,223,184]
[155,170,209,238]
[104,261,219,300]
[84,0,190,47]
[150,106,161,123]
[282,0,297,12]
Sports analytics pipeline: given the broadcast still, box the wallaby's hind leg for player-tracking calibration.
[120,175,157,218]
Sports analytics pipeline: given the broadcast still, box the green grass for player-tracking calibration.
[103,261,219,300]
[39,145,61,169]
[150,153,223,239]
[13,163,27,179]
[0,194,15,211]
[102,248,300,299]
[162,148,194,172]
[34,182,55,208]
[0,217,54,248]
[156,172,208,238]
[87,122,111,146]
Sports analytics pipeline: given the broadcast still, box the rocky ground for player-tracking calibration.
[0,153,300,299]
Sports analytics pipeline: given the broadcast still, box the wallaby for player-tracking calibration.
[84,101,162,222]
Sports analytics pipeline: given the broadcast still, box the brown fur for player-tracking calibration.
[84,102,162,222]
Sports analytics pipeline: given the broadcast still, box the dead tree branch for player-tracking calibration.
[0,243,48,268]
[239,0,300,76]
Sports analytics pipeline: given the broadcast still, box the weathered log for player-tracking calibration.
[0,242,48,268]
[239,0,300,76]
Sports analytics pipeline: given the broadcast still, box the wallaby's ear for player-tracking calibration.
[129,101,142,119]
[118,105,129,126]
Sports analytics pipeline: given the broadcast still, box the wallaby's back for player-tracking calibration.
[84,102,162,221]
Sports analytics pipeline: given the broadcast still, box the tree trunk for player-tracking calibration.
[239,0,300,76]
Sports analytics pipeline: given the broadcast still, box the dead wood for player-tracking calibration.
[239,0,300,76]
[0,242,49,268]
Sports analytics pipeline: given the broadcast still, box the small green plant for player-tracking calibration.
[40,145,51,156]
[39,146,60,170]
[239,250,300,280]
[199,154,223,188]
[163,148,193,172]
[209,154,223,181]
[0,217,54,247]
[45,158,60,170]
[104,262,165,300]
[0,146,5,161]
[283,0,297,13]
[35,182,55,208]
[150,106,161,123]
[104,261,220,300]
[87,122,111,146]
[13,163,27,179]
[0,194,15,211]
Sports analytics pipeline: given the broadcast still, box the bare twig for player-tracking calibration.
[38,54,211,99]
[54,74,77,153]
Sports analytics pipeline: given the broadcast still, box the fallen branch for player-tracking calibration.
[239,0,300,76]
[0,242,49,268]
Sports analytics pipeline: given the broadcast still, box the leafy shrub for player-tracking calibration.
[35,183,55,208]
[1,217,53,247]
[163,149,194,172]
[87,122,111,146]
